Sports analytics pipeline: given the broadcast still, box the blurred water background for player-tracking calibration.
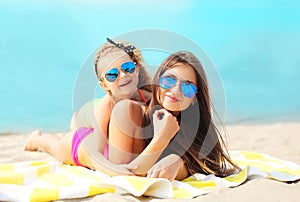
[1,0,299,133]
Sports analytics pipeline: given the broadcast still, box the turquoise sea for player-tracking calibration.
[1,0,300,133]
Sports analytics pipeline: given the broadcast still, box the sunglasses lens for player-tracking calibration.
[104,62,135,82]
[105,68,118,82]
[181,82,197,98]
[159,76,177,89]
[121,61,136,73]
[160,76,197,98]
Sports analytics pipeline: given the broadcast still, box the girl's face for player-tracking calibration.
[98,51,139,99]
[159,63,197,112]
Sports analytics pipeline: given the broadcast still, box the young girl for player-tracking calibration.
[108,51,240,180]
[25,38,152,175]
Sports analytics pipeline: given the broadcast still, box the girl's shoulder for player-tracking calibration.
[78,96,110,114]
[114,99,145,114]
[140,89,152,103]
[76,96,112,126]
[93,94,111,105]
[93,96,113,125]
[111,99,146,126]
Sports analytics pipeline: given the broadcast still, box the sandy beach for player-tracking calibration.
[1,122,299,202]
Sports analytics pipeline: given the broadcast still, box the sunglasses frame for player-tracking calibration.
[100,61,136,82]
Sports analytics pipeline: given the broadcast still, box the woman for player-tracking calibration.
[109,51,240,180]
[24,38,152,175]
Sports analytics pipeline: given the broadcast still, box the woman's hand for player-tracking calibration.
[146,154,184,181]
[152,109,179,142]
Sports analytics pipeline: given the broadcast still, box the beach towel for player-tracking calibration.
[0,151,299,201]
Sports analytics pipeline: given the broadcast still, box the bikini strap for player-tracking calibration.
[138,89,147,103]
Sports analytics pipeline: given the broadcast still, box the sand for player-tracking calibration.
[1,122,299,202]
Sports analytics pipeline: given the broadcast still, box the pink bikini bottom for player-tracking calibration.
[71,127,109,167]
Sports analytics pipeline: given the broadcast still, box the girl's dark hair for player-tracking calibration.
[143,51,240,176]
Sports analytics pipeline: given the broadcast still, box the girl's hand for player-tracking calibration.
[146,154,183,181]
[152,109,179,142]
[92,156,136,176]
[109,164,136,176]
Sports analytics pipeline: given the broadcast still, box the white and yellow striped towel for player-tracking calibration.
[0,151,299,201]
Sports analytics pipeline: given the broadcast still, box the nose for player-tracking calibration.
[119,69,127,79]
[169,81,181,95]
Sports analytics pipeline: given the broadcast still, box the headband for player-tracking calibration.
[106,38,136,58]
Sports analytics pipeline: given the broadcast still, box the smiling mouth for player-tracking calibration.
[165,95,179,102]
[119,80,132,87]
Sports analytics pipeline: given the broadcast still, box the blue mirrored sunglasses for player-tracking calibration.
[159,76,197,98]
[102,61,136,82]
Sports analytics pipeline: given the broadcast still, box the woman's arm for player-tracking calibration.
[146,154,189,180]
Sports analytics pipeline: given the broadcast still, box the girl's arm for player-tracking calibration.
[108,100,145,164]
[78,98,134,176]
[90,152,135,176]
[109,100,179,176]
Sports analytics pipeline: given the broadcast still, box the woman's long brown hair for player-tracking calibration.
[143,51,240,177]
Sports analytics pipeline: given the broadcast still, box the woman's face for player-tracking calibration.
[159,63,197,112]
[98,51,139,99]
